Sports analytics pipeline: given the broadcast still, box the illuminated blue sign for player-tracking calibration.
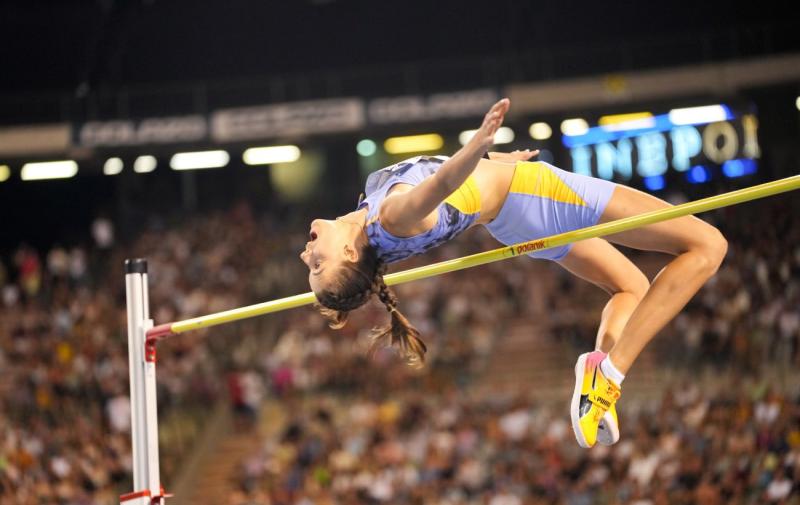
[722,158,758,178]
[564,106,760,183]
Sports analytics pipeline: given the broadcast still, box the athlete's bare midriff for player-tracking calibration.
[469,158,517,225]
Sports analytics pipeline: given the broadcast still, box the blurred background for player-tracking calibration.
[1,1,799,504]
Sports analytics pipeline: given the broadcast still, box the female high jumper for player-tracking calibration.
[299,98,727,448]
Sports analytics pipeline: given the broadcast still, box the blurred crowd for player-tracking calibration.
[0,188,798,504]
[0,207,277,504]
[231,381,800,505]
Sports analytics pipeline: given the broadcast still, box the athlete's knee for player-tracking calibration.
[705,226,727,268]
[604,269,648,301]
[627,270,650,301]
[694,225,728,275]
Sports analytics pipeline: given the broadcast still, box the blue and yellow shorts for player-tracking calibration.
[484,161,617,261]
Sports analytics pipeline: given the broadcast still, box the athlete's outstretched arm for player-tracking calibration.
[380,98,510,232]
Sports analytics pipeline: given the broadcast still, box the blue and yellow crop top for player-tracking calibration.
[356,156,482,264]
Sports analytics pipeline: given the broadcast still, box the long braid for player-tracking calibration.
[369,263,427,367]
[373,263,394,307]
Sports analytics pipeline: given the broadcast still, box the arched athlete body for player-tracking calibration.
[300,98,727,448]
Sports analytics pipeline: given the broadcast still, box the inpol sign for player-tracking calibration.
[564,106,760,181]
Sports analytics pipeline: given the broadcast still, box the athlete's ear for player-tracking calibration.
[343,244,359,263]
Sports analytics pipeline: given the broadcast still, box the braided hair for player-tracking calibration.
[313,244,427,367]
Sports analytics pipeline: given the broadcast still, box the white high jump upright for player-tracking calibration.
[121,259,167,505]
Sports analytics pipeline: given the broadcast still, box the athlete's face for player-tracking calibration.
[299,219,360,292]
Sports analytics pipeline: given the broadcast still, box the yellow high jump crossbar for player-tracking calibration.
[146,174,800,342]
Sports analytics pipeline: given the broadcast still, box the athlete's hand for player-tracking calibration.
[488,149,540,163]
[471,98,510,150]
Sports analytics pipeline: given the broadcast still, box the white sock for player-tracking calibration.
[600,356,625,385]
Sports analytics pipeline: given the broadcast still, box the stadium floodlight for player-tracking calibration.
[600,117,657,132]
[599,112,652,126]
[170,150,230,171]
[21,160,78,181]
[599,112,655,132]
[528,122,552,140]
[384,134,443,154]
[356,139,377,157]
[0,165,9,182]
[134,156,157,173]
[560,118,589,137]
[668,105,732,126]
[103,158,124,175]
[458,127,514,146]
[243,146,301,165]
[494,127,515,145]
[458,129,478,146]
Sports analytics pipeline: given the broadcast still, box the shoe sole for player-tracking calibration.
[597,410,620,446]
[570,353,591,448]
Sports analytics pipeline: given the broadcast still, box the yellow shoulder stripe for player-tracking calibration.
[510,161,587,207]
[444,175,481,214]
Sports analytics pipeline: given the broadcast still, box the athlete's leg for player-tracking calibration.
[598,185,728,373]
[558,238,650,352]
[560,238,652,447]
